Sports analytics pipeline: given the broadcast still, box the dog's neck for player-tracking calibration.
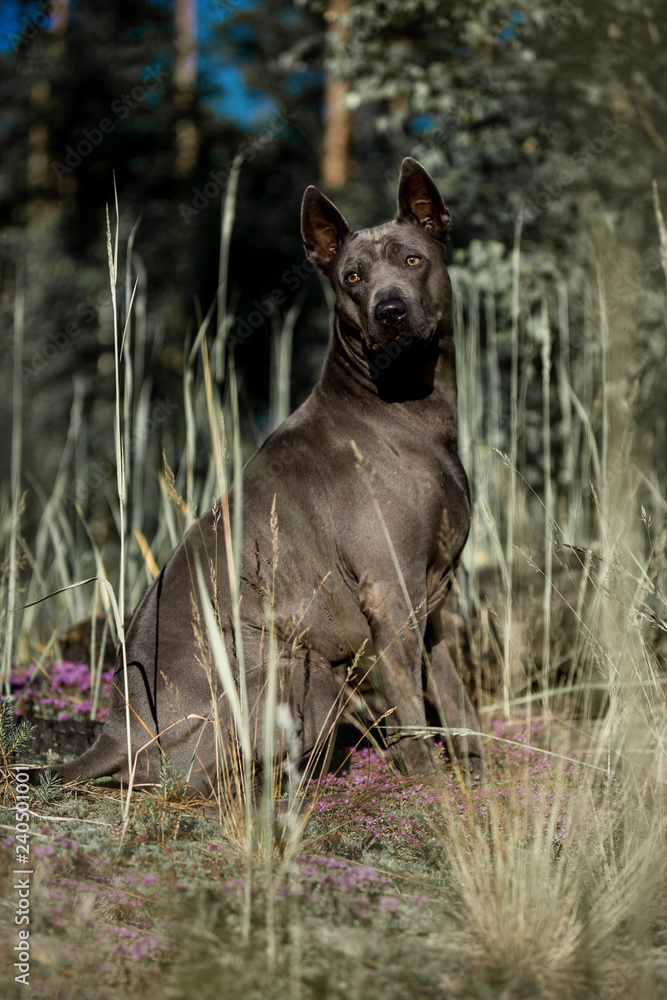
[318,312,459,440]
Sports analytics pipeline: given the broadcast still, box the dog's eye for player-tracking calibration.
[346,271,360,284]
[406,256,422,266]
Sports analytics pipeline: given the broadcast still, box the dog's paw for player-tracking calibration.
[466,754,485,785]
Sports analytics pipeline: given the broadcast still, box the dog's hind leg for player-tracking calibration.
[258,648,340,777]
[55,729,128,785]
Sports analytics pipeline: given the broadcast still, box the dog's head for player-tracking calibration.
[301,158,452,355]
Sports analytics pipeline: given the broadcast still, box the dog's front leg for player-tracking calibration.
[358,579,435,775]
[425,625,485,783]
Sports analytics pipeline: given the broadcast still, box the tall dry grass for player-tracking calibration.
[441,197,667,995]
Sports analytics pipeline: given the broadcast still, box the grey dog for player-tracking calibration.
[57,158,484,792]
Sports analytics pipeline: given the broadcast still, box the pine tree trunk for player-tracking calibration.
[50,0,70,37]
[27,3,70,217]
[321,0,350,189]
[174,0,199,178]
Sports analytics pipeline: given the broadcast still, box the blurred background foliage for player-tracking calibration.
[0,0,665,598]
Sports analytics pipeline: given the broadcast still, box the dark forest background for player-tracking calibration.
[0,0,666,591]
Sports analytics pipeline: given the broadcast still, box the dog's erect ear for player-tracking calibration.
[397,157,451,242]
[301,186,351,272]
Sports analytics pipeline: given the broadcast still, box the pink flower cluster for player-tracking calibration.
[10,661,114,722]
[296,853,395,921]
[312,748,445,848]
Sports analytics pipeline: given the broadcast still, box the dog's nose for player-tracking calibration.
[374,297,407,325]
